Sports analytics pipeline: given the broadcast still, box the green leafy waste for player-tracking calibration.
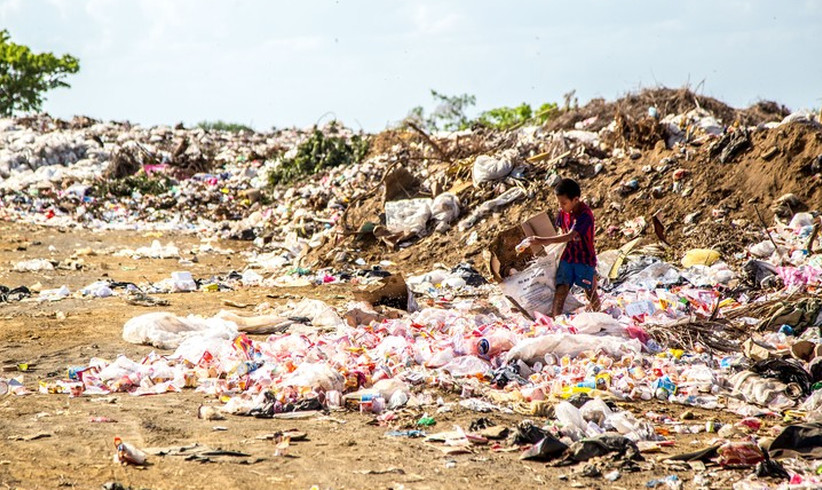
[92,173,172,198]
[267,126,369,187]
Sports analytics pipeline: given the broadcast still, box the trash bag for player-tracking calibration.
[282,362,345,393]
[743,259,779,288]
[430,192,460,225]
[569,312,624,336]
[729,370,798,410]
[472,152,514,185]
[274,299,346,330]
[563,434,642,464]
[754,458,790,480]
[490,363,529,388]
[506,333,641,365]
[450,263,487,287]
[498,243,584,317]
[520,435,569,461]
[750,358,812,396]
[511,421,550,446]
[385,198,432,236]
[769,423,822,459]
[0,285,31,302]
[717,440,765,467]
[122,312,239,349]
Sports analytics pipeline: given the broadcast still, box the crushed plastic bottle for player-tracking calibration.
[113,437,147,465]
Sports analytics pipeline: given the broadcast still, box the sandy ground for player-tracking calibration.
[0,221,763,490]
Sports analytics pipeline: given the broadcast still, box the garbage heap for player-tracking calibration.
[2,88,822,484]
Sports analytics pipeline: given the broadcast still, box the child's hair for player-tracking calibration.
[554,178,581,199]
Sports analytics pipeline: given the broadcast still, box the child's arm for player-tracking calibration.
[518,231,577,250]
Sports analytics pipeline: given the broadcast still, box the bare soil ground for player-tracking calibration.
[0,222,765,489]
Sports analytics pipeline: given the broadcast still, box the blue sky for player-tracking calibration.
[2,0,820,131]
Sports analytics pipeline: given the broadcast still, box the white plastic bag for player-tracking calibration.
[506,333,641,365]
[570,312,624,336]
[283,362,344,392]
[385,198,432,236]
[430,192,460,225]
[122,312,238,349]
[274,299,345,330]
[439,355,490,376]
[472,152,514,185]
[13,258,53,272]
[459,187,524,230]
[499,243,584,316]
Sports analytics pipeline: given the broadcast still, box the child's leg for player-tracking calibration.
[552,284,570,317]
[585,281,601,312]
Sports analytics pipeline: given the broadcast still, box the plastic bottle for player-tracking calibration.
[113,437,147,465]
[472,332,515,359]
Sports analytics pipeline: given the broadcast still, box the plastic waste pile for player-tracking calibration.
[5,97,822,483]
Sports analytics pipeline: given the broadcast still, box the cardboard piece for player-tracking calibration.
[382,167,420,204]
[488,210,557,282]
[353,274,415,311]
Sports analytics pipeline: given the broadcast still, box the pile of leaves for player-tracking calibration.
[267,126,369,187]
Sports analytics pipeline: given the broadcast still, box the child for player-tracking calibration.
[517,178,600,316]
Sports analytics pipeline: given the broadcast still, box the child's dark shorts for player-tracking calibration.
[556,260,595,290]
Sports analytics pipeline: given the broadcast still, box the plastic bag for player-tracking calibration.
[385,198,432,236]
[430,193,460,225]
[716,441,765,467]
[579,398,614,425]
[499,243,584,316]
[790,212,815,230]
[555,401,587,432]
[439,355,490,376]
[458,187,524,230]
[472,151,514,185]
[506,333,641,365]
[274,299,345,330]
[283,362,344,392]
[122,312,239,349]
[620,262,681,291]
[749,240,776,258]
[729,370,796,410]
[171,271,196,292]
[13,258,53,272]
[570,312,623,335]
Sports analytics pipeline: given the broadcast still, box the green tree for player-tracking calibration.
[476,103,534,130]
[428,90,476,131]
[405,90,477,132]
[0,29,80,117]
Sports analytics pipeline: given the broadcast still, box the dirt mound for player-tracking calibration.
[545,87,790,133]
[310,119,822,277]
